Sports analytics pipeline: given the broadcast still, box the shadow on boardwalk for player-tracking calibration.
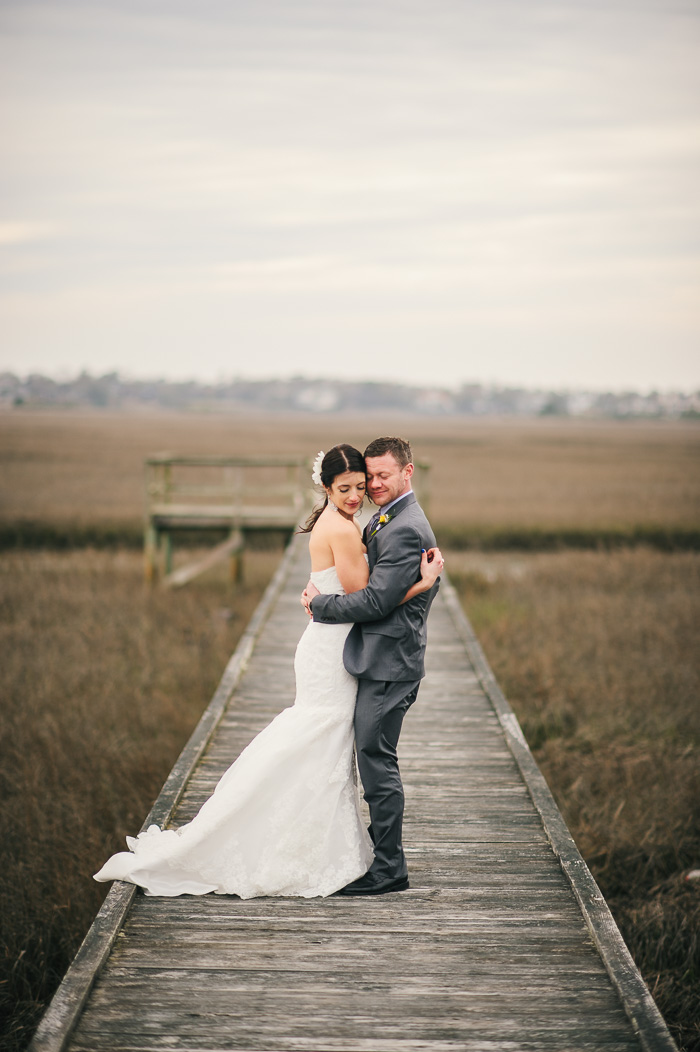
[31,536,676,1052]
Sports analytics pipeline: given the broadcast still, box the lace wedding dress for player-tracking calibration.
[94,564,374,898]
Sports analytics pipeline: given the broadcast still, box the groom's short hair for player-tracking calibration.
[364,436,413,468]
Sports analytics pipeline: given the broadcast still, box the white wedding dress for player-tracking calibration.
[94,564,374,898]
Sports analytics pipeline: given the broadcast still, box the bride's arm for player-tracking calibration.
[399,547,443,604]
[330,525,370,594]
[303,543,442,615]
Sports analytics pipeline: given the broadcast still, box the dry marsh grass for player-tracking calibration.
[450,548,700,1052]
[0,548,279,1052]
[1,410,698,538]
[1,410,699,1048]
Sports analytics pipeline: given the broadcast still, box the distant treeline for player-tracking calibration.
[2,371,699,418]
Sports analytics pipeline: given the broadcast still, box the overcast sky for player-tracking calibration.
[1,0,698,391]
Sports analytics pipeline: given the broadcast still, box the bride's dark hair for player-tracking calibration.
[298,444,366,534]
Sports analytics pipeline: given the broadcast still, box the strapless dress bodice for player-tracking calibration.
[310,554,367,596]
[309,565,345,595]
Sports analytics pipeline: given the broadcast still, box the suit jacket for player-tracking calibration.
[311,492,439,682]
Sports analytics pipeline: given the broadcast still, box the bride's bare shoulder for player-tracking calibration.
[311,511,363,555]
[314,509,357,537]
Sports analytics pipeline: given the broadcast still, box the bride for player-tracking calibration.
[94,444,442,899]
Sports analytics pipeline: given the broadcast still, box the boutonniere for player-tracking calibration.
[368,511,393,541]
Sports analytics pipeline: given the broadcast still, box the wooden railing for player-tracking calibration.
[144,455,309,586]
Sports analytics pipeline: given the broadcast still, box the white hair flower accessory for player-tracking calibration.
[311,450,325,487]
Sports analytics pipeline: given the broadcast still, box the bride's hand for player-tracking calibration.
[301,580,320,618]
[421,547,444,587]
[399,547,444,605]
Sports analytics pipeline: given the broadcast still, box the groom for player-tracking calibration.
[303,436,440,895]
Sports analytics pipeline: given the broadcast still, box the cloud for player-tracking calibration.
[1,0,699,388]
[0,221,62,246]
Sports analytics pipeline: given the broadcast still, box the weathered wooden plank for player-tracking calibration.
[67,1036,638,1052]
[69,1012,640,1052]
[151,506,300,528]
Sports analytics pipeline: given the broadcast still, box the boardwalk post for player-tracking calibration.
[413,458,431,516]
[143,522,158,584]
[162,530,172,577]
[228,528,244,584]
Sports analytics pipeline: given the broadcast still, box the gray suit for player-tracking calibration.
[311,492,439,879]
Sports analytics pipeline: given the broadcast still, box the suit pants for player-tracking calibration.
[354,676,420,880]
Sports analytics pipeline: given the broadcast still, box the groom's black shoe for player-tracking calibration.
[337,872,409,896]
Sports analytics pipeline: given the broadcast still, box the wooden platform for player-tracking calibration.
[31,536,676,1052]
[143,455,310,585]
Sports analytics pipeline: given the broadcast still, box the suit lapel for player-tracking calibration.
[386,492,416,520]
[366,492,416,545]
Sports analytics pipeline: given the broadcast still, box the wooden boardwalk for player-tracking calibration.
[32,536,676,1052]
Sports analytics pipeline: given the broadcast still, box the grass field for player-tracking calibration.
[1,409,698,1050]
[1,409,699,544]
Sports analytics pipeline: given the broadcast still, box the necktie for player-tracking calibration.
[366,512,380,538]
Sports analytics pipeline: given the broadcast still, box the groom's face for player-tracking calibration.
[365,453,414,507]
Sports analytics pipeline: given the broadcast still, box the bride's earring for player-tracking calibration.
[328,500,338,512]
